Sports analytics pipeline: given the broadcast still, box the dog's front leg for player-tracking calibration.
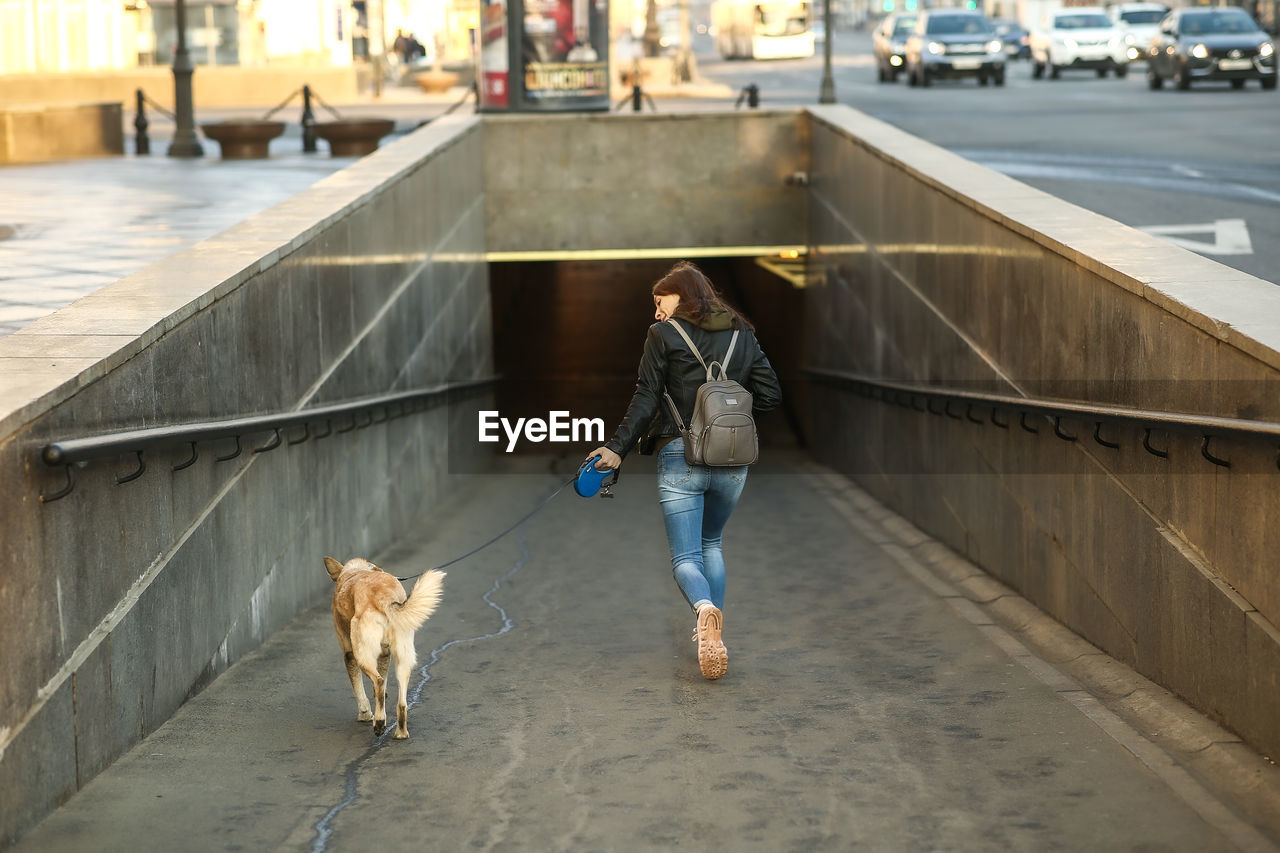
[372,645,391,736]
[344,652,372,721]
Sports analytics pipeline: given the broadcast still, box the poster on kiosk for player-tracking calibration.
[478,0,609,111]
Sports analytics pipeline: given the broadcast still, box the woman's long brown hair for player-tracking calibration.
[651,261,754,330]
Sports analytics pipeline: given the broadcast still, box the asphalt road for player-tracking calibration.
[692,28,1280,284]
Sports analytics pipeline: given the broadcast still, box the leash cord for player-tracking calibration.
[394,473,579,582]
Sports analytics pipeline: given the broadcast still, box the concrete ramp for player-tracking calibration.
[12,454,1270,851]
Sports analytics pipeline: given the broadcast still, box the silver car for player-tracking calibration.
[874,12,919,82]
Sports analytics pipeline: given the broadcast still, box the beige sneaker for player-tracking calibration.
[695,605,728,680]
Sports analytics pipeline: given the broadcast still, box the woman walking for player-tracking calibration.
[589,262,782,680]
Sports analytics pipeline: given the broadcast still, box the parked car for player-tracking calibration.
[904,9,1006,87]
[1146,6,1277,90]
[1029,7,1129,78]
[1109,2,1169,63]
[992,18,1030,60]
[874,12,919,82]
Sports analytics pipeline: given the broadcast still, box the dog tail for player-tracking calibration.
[388,570,446,634]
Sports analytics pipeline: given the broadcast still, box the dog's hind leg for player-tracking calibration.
[351,615,388,734]
[336,622,373,722]
[392,635,417,739]
[344,651,373,722]
[370,643,391,736]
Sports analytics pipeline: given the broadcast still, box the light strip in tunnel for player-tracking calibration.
[483,245,809,262]
[813,243,1041,259]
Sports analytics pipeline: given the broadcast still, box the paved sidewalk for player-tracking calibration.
[0,78,738,340]
[11,453,1279,852]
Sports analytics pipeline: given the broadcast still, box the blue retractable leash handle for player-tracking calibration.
[575,455,619,498]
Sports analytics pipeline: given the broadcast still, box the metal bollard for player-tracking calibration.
[632,84,643,113]
[135,89,150,155]
[734,84,760,110]
[301,85,317,153]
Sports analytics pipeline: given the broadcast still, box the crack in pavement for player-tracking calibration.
[308,533,532,853]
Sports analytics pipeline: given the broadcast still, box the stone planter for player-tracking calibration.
[413,69,461,93]
[200,119,286,159]
[312,118,397,157]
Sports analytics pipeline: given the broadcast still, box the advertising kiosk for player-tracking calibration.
[478,0,611,110]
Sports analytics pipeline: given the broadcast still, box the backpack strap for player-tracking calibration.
[667,318,739,381]
[663,319,740,429]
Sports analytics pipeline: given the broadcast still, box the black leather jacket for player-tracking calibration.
[604,317,782,458]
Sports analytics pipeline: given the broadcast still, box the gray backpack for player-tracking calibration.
[662,319,758,467]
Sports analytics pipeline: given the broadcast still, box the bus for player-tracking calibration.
[712,0,816,59]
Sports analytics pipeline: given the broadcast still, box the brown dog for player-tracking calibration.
[324,557,445,739]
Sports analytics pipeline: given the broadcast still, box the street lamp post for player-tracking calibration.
[168,0,204,156]
[818,0,836,103]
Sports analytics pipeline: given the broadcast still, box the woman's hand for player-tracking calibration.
[587,447,621,470]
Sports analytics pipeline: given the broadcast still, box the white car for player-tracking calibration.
[1030,7,1130,78]
[1110,2,1169,63]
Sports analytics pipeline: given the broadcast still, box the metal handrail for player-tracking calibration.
[804,367,1280,468]
[38,377,496,502]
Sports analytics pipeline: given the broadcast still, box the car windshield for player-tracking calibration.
[892,17,917,36]
[926,15,993,35]
[1055,13,1112,29]
[1119,10,1165,24]
[1180,10,1258,34]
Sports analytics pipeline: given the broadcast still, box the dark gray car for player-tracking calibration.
[1146,7,1277,90]
[905,10,1007,87]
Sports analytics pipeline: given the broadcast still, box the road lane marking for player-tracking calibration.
[1140,219,1254,256]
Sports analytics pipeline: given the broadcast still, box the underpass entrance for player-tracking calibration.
[486,256,810,455]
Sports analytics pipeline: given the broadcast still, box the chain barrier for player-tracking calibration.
[438,83,475,117]
[259,88,303,121]
[308,87,344,120]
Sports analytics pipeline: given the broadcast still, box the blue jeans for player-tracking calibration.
[657,438,748,611]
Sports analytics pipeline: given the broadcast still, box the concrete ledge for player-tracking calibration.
[0,102,123,164]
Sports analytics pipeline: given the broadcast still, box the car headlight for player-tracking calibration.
[1063,37,1078,49]
[1190,43,1209,59]
[986,39,1002,54]
[927,41,946,55]
[891,40,905,52]
[1261,42,1275,58]
[1124,33,1136,45]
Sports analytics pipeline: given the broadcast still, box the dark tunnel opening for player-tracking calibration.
[487,257,809,457]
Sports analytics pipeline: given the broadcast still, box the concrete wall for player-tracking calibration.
[0,114,491,846]
[482,111,808,254]
[802,105,1280,759]
[0,102,124,164]
[0,65,359,109]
